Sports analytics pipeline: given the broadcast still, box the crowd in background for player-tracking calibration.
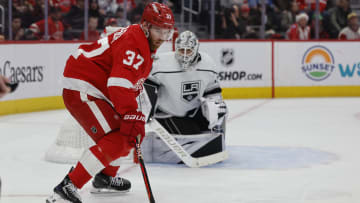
[213,0,360,40]
[0,0,359,41]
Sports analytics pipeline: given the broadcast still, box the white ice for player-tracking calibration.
[0,98,360,203]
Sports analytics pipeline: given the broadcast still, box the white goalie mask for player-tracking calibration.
[175,31,199,70]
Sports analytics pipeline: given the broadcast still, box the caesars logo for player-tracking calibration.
[301,46,335,81]
[0,60,44,83]
[220,48,234,66]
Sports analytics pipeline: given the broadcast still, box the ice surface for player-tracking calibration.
[0,98,360,203]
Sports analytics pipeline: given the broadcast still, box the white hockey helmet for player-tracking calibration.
[175,31,199,70]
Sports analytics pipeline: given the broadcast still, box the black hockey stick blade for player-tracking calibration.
[6,82,19,93]
[135,135,155,203]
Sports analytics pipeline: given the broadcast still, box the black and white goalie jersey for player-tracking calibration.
[146,51,222,118]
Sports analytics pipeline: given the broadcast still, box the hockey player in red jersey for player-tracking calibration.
[46,2,174,203]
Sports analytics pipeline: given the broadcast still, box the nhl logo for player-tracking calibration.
[182,81,200,102]
[221,48,234,66]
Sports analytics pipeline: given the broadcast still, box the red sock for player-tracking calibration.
[101,165,120,177]
[68,162,92,189]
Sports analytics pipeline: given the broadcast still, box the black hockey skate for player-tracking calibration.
[91,172,131,194]
[46,175,82,203]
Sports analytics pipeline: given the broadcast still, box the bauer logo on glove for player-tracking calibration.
[124,114,146,122]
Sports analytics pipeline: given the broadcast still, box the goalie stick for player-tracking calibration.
[148,119,229,168]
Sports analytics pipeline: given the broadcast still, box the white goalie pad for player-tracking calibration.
[144,119,228,167]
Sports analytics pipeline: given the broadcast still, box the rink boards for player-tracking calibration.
[0,40,359,115]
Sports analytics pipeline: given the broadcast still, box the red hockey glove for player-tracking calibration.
[119,111,146,145]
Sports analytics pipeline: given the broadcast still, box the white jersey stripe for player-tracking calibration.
[107,77,134,89]
[62,77,113,106]
[79,149,105,176]
[72,38,110,59]
[80,92,89,102]
[86,101,112,134]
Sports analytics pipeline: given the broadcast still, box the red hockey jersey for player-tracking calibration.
[287,23,311,40]
[63,24,155,115]
[296,0,327,12]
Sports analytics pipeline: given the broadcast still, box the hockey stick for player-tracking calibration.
[135,135,155,203]
[148,119,229,168]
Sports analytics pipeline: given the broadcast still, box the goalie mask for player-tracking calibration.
[175,31,199,70]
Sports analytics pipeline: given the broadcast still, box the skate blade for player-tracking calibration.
[46,193,72,203]
[90,187,130,196]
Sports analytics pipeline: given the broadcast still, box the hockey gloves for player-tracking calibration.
[119,111,146,145]
[200,98,227,130]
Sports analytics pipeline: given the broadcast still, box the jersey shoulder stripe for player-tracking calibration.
[151,70,184,76]
[196,69,217,75]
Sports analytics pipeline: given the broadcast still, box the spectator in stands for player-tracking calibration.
[281,1,299,33]
[10,15,25,40]
[296,0,327,13]
[50,0,76,14]
[326,0,351,38]
[338,12,360,39]
[64,0,85,30]
[248,2,262,26]
[80,16,100,41]
[89,0,105,29]
[287,12,311,40]
[99,17,117,38]
[129,0,152,23]
[0,74,10,98]
[98,0,118,15]
[29,6,64,40]
[114,7,131,27]
[12,0,35,28]
[116,0,136,12]
[240,4,259,38]
[248,0,274,8]
[27,0,46,26]
[23,29,38,40]
[223,4,246,39]
[265,5,284,35]
[311,13,330,39]
[273,0,291,11]
[105,17,117,27]
[327,0,338,8]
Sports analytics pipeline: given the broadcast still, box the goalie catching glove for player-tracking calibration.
[200,97,227,131]
[119,111,146,145]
